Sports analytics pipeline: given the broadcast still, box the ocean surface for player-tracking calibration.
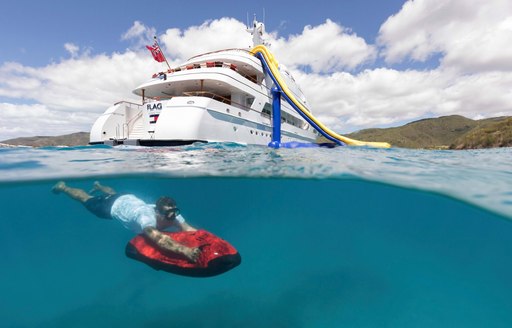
[1,143,511,327]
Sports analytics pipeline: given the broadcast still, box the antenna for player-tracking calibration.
[246,12,249,29]
[263,8,266,26]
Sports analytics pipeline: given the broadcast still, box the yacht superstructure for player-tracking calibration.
[90,19,318,146]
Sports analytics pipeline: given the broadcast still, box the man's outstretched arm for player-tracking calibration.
[143,227,200,262]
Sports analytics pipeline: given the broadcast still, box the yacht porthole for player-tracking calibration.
[187,101,194,104]
[233,126,237,131]
[226,108,230,113]
[250,130,253,134]
[238,112,242,117]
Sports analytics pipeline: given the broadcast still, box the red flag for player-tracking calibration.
[146,42,165,63]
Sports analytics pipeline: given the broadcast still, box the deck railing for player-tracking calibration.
[152,60,258,84]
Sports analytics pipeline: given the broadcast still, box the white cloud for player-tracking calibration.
[378,0,512,72]
[0,49,168,140]
[160,18,252,60]
[0,52,158,112]
[271,19,377,73]
[296,67,512,132]
[122,21,147,40]
[121,21,157,48]
[64,43,79,57]
[0,103,94,140]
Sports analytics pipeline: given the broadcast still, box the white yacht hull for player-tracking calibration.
[90,96,316,146]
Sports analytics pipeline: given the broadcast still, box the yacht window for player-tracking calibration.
[248,75,258,83]
[246,97,255,107]
[262,103,271,117]
[182,91,231,105]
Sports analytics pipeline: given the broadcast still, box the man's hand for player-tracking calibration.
[182,247,201,262]
[143,227,201,262]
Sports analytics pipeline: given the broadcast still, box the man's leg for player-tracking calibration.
[91,181,116,195]
[52,181,92,203]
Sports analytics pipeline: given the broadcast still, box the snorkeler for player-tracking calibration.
[52,181,200,262]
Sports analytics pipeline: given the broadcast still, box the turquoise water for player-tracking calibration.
[1,144,511,327]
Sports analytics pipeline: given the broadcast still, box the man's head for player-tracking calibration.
[156,196,180,221]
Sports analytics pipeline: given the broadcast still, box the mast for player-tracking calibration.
[153,36,171,70]
[248,15,268,47]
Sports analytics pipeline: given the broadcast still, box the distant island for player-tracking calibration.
[1,132,90,147]
[1,115,511,149]
[344,115,512,149]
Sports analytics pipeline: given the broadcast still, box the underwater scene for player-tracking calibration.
[1,144,511,327]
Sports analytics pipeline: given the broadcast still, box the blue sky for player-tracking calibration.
[1,0,511,139]
[2,0,404,67]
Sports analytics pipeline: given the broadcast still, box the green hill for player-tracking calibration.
[346,115,475,149]
[342,115,512,149]
[450,117,512,149]
[1,132,90,147]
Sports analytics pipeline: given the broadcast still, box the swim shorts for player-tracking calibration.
[84,194,122,219]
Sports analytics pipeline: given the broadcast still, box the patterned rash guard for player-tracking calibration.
[110,194,157,233]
